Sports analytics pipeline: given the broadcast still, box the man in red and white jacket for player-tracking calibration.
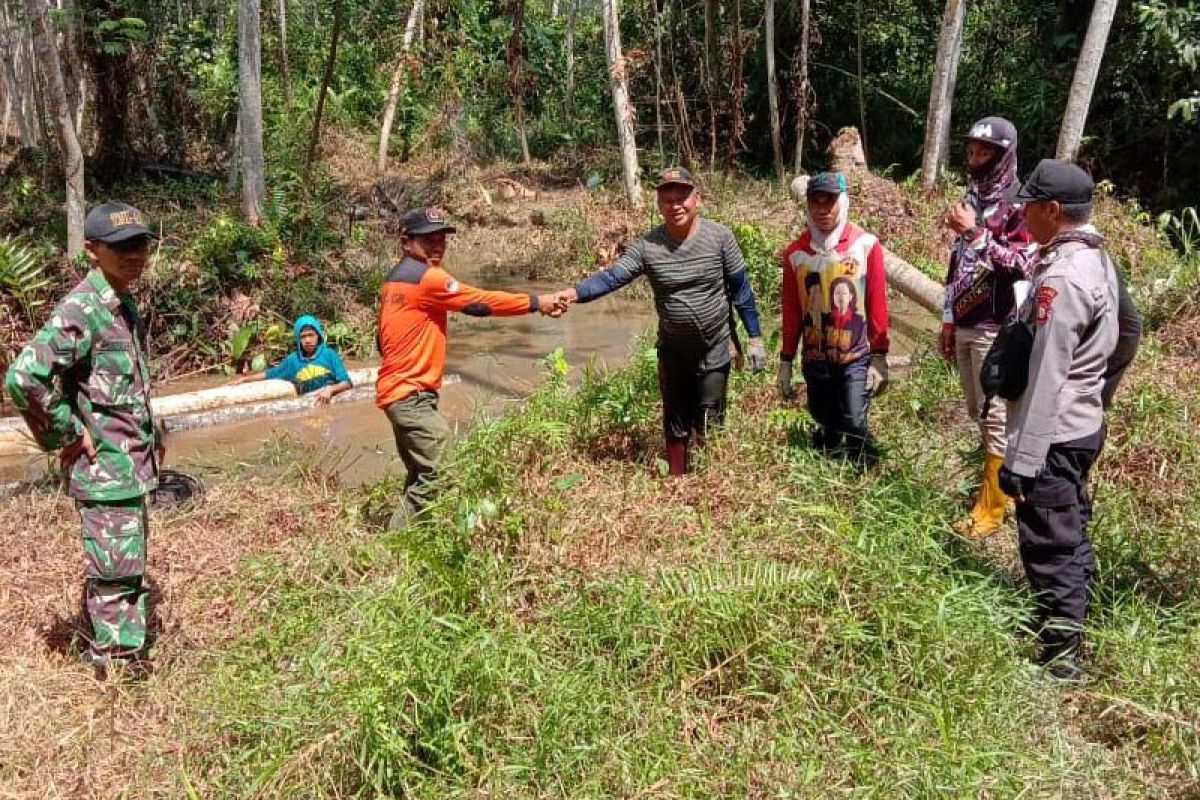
[777,172,890,465]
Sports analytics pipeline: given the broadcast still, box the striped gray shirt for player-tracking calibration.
[575,219,749,370]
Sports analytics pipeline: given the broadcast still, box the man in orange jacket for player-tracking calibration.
[377,207,562,527]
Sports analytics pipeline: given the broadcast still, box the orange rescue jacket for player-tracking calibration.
[375,257,539,408]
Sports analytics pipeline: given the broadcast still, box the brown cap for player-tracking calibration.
[654,166,696,190]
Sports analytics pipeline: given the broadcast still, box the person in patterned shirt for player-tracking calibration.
[778,172,890,467]
[6,202,163,672]
[940,116,1037,537]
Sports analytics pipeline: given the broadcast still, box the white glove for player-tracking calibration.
[746,337,768,372]
[866,354,889,396]
[777,359,796,399]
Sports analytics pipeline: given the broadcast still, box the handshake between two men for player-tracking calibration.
[536,286,768,373]
[536,288,580,319]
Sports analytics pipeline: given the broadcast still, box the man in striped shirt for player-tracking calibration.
[553,167,765,475]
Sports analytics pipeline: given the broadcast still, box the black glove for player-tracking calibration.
[997,465,1026,500]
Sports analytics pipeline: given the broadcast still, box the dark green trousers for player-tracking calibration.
[385,391,451,521]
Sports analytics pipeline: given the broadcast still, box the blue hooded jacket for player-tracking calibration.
[265,315,352,395]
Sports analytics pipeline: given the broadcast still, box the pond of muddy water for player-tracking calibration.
[0,258,937,488]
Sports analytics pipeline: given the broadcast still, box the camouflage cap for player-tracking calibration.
[84,203,156,244]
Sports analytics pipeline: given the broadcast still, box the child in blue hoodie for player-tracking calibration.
[231,315,352,404]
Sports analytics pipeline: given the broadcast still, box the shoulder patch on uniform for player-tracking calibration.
[445,278,459,294]
[384,259,428,284]
[1035,285,1058,325]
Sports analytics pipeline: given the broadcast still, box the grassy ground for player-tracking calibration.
[163,302,1196,797]
[2,166,1198,797]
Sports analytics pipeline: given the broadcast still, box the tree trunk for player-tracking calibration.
[703,0,717,169]
[306,0,345,170]
[765,0,784,182]
[550,0,559,18]
[792,0,810,174]
[376,0,424,174]
[276,0,290,104]
[1056,0,1118,161]
[506,0,531,164]
[920,0,965,188]
[27,27,52,164]
[936,15,963,171]
[59,0,84,135]
[0,0,36,148]
[565,0,576,121]
[855,0,867,160]
[23,0,85,256]
[238,0,266,225]
[651,0,665,161]
[727,0,745,164]
[602,0,642,207]
[1,84,10,147]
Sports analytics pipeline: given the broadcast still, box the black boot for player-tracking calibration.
[1038,633,1085,684]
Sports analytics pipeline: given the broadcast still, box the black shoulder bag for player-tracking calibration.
[979,315,1035,419]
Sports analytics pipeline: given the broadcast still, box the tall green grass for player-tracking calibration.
[178,208,1200,796]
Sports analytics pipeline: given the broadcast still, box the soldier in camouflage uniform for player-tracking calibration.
[5,203,162,669]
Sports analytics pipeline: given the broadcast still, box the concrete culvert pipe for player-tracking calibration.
[0,367,379,458]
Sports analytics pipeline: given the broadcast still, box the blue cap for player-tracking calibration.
[806,172,847,196]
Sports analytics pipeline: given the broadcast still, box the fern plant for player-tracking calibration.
[0,236,50,325]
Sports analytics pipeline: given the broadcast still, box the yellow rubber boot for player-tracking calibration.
[963,453,1010,538]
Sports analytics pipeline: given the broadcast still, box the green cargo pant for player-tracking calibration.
[385,391,451,524]
[76,496,149,660]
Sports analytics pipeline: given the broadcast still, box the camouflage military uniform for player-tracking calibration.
[5,269,159,662]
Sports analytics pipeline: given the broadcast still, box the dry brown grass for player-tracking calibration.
[0,476,352,799]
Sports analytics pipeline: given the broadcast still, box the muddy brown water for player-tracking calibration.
[0,256,936,488]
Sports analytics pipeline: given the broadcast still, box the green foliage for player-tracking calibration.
[1138,0,1200,121]
[189,215,280,286]
[575,344,660,433]
[1147,207,1200,322]
[0,236,50,324]
[95,16,148,55]
[730,220,785,312]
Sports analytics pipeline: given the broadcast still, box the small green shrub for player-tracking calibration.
[730,220,786,312]
[190,214,280,286]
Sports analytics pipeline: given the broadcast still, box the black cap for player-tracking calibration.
[84,202,156,244]
[400,207,457,235]
[654,166,696,190]
[1014,159,1094,205]
[806,171,848,196]
[963,116,1017,150]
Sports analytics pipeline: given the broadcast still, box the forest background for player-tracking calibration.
[1,0,1197,377]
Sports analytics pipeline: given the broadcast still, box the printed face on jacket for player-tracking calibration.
[831,278,856,314]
